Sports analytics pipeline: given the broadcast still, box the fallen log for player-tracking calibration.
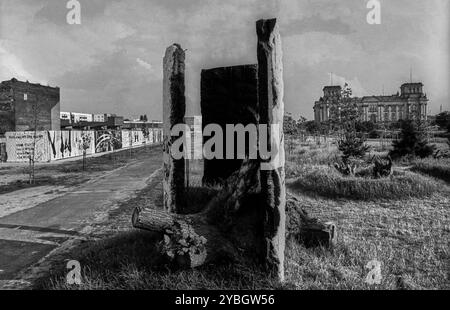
[132,187,337,269]
[132,207,239,268]
[133,159,262,268]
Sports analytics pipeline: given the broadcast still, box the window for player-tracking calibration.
[398,106,404,120]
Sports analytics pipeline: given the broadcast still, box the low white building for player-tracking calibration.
[60,111,71,122]
[93,114,106,122]
[71,112,93,123]
[60,112,94,123]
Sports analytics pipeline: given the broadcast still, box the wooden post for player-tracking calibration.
[257,18,286,282]
[163,44,186,213]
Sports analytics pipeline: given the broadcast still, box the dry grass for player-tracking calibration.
[285,192,450,290]
[289,166,440,200]
[32,140,450,290]
[37,185,450,290]
[411,158,450,184]
[36,231,281,290]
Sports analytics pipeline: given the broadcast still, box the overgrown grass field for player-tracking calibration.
[411,158,450,184]
[34,139,450,290]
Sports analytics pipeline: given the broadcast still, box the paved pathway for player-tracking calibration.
[0,149,162,283]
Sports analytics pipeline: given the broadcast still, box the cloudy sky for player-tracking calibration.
[1,0,449,120]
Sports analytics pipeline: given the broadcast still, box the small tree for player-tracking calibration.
[304,120,321,135]
[435,111,450,130]
[329,83,359,132]
[338,131,370,161]
[29,98,40,185]
[284,112,300,154]
[355,121,376,133]
[334,83,370,165]
[389,120,435,159]
[79,133,92,171]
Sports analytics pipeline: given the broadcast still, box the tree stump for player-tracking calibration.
[285,195,337,248]
[372,156,393,178]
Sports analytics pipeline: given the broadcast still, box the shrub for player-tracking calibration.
[390,120,435,159]
[368,130,380,139]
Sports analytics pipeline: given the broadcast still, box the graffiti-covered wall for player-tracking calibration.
[5,131,50,162]
[95,130,123,153]
[5,129,163,163]
[47,131,96,161]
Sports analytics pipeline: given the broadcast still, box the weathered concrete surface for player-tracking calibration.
[0,186,68,219]
[0,78,60,133]
[257,18,286,282]
[0,148,162,284]
[200,65,258,185]
[163,44,186,213]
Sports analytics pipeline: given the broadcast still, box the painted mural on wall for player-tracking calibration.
[153,128,163,144]
[121,130,132,149]
[133,130,144,146]
[46,131,96,161]
[95,130,122,153]
[78,131,96,155]
[5,132,50,162]
[148,129,154,144]
[5,129,162,163]
[121,130,153,147]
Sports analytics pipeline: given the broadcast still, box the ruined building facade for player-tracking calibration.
[0,78,60,134]
[313,82,428,124]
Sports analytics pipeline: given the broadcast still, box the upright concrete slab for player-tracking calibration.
[256,18,286,282]
[200,65,259,185]
[163,44,186,213]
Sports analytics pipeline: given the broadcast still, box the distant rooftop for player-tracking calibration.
[401,82,423,86]
[1,77,59,89]
[323,85,342,90]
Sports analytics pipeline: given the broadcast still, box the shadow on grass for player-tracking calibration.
[34,229,281,290]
